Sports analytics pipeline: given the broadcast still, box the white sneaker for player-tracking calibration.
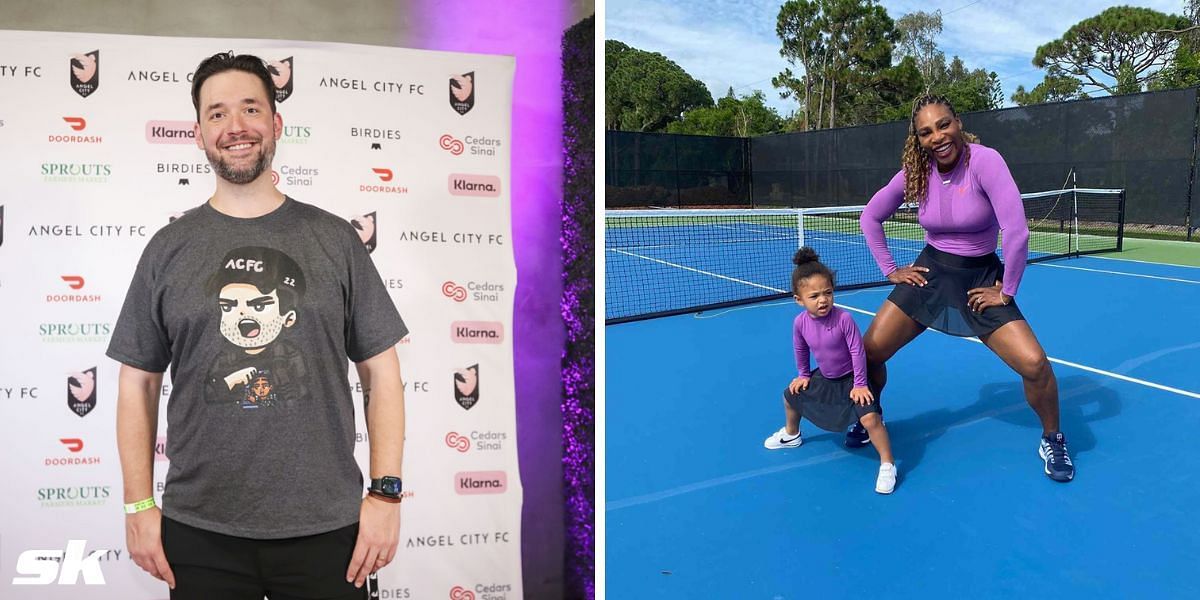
[875,462,897,494]
[763,426,802,449]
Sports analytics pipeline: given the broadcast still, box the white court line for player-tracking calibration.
[608,248,783,293]
[1034,262,1200,284]
[1088,255,1200,269]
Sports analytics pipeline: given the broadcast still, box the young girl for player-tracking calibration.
[763,248,898,494]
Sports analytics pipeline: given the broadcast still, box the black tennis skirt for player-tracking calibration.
[887,245,1026,337]
[783,369,881,432]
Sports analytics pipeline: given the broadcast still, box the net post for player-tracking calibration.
[1072,184,1080,258]
[796,209,806,249]
[1117,189,1126,252]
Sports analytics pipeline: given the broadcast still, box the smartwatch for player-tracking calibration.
[369,476,403,500]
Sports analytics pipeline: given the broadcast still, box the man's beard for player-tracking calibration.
[205,138,275,185]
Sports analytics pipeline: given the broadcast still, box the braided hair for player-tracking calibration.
[901,94,981,205]
[791,247,835,295]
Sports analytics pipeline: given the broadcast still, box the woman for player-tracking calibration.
[853,94,1073,482]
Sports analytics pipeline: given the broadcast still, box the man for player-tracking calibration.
[109,52,407,600]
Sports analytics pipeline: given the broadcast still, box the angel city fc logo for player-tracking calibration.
[349,212,377,254]
[269,57,293,103]
[67,367,97,417]
[69,50,99,98]
[449,72,474,115]
[454,364,479,410]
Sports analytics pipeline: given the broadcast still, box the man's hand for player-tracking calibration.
[126,507,175,589]
[345,495,401,588]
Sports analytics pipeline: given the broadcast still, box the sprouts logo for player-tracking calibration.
[269,57,294,103]
[281,124,312,144]
[361,168,408,194]
[444,430,506,453]
[38,485,110,508]
[45,438,101,467]
[67,367,98,418]
[69,50,99,97]
[146,120,195,144]
[450,584,513,600]
[449,72,474,115]
[439,134,501,157]
[453,364,479,410]
[40,322,112,344]
[455,471,507,495]
[49,275,101,303]
[448,174,501,198]
[348,212,377,253]
[442,280,504,303]
[318,75,425,96]
[452,322,503,344]
[50,116,101,143]
[41,162,111,183]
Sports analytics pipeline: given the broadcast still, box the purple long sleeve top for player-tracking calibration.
[793,307,868,388]
[860,143,1030,297]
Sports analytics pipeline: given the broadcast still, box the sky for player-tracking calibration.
[606,0,1190,114]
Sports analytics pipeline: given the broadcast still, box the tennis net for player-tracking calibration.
[605,187,1125,323]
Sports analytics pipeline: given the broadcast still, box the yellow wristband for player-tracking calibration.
[123,497,156,514]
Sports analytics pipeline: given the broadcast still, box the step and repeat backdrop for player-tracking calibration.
[0,29,520,599]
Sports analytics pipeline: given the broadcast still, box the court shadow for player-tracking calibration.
[848,374,1121,476]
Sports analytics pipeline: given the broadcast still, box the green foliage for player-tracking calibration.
[1151,44,1200,90]
[930,56,1002,112]
[605,39,713,132]
[1011,67,1085,105]
[1032,6,1189,95]
[667,89,784,136]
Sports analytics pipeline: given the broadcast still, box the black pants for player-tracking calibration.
[161,516,367,600]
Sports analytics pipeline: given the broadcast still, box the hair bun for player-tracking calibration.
[792,247,819,266]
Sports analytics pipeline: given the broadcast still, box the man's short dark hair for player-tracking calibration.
[191,52,276,119]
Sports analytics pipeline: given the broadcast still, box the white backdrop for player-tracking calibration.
[0,29,520,600]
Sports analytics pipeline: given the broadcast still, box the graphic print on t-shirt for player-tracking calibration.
[204,246,308,409]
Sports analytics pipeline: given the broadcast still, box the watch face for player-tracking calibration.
[381,477,401,495]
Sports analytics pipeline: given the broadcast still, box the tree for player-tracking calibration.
[1032,6,1190,95]
[1150,1,1200,90]
[605,40,713,132]
[934,56,1002,112]
[774,0,895,130]
[894,10,944,88]
[667,88,784,137]
[1011,67,1085,105]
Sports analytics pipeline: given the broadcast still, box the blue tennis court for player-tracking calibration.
[606,254,1200,597]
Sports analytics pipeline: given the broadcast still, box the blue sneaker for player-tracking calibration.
[845,421,870,448]
[1039,432,1075,482]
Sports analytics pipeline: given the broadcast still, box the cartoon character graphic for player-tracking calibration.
[204,246,308,409]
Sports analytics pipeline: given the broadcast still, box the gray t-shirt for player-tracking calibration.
[107,197,407,539]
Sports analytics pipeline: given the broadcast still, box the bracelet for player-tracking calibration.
[123,497,156,514]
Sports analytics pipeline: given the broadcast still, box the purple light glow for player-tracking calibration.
[417,2,575,597]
